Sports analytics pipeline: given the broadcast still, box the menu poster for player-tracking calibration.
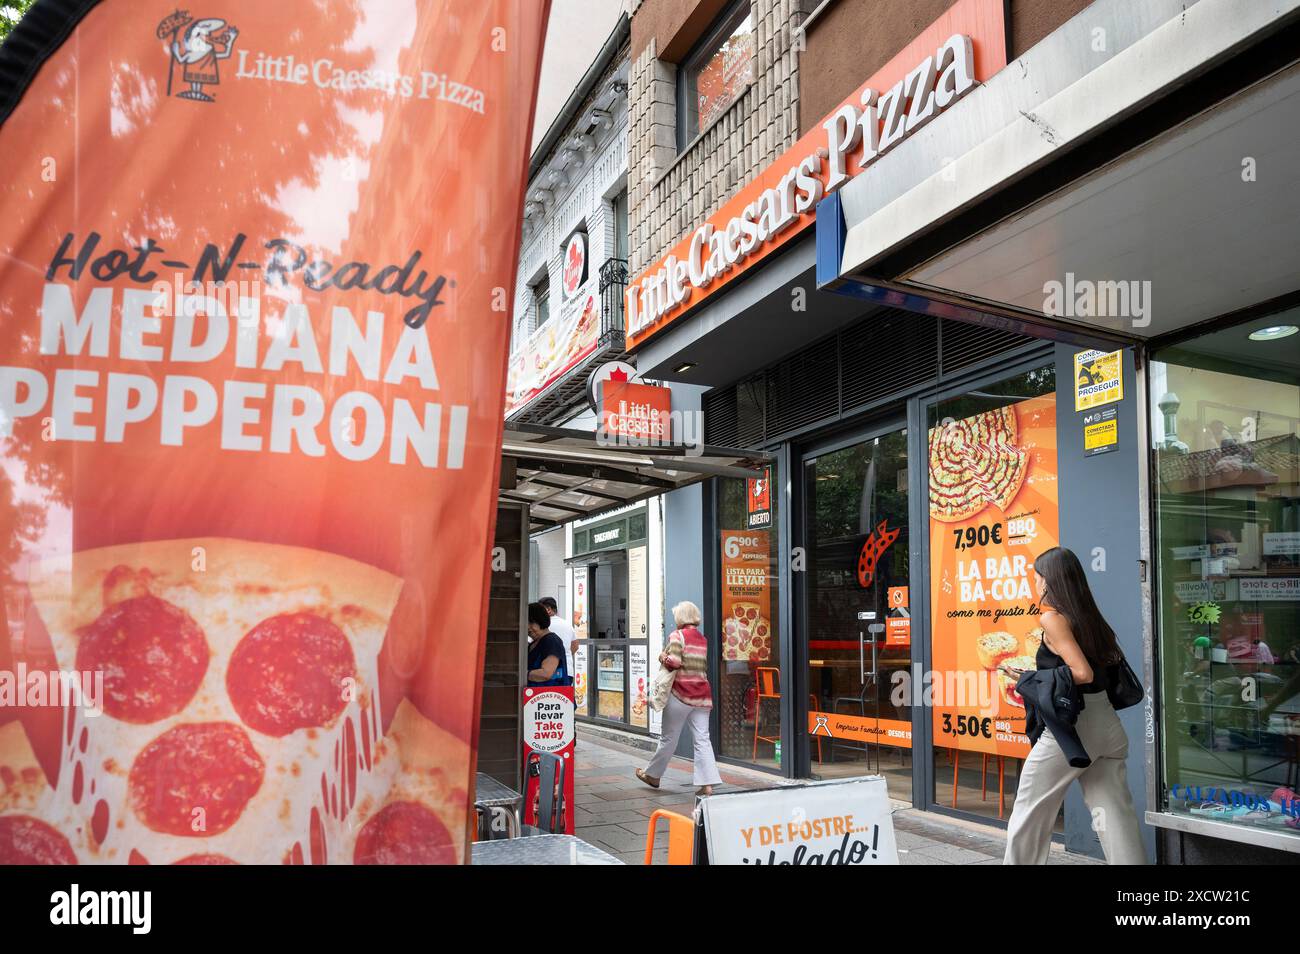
[573,645,590,718]
[0,1,549,865]
[928,394,1059,758]
[629,545,648,638]
[720,530,773,662]
[629,645,649,728]
[571,567,589,639]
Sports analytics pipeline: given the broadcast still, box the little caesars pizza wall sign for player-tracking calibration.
[625,0,1007,349]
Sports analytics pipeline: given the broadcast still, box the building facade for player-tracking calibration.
[620,0,1300,864]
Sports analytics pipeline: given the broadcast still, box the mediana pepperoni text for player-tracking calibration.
[0,283,467,469]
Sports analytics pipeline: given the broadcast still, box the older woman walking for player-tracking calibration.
[635,601,722,796]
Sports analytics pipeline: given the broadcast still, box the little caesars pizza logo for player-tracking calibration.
[157,10,239,103]
[156,8,487,108]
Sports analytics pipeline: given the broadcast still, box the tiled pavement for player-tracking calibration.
[575,729,1102,865]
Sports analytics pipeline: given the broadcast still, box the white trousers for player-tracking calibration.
[645,694,723,786]
[1004,691,1147,864]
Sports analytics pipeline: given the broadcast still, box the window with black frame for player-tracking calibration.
[677,1,755,147]
[533,277,550,329]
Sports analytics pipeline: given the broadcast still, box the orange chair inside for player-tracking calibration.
[645,809,695,865]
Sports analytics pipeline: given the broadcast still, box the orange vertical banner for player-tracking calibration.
[927,394,1059,759]
[0,1,548,864]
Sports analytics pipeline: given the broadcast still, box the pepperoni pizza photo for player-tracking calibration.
[4,538,470,865]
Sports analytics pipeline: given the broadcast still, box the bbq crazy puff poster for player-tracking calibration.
[0,0,547,864]
[927,394,1059,759]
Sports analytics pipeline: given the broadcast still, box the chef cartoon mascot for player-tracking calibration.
[167,16,239,102]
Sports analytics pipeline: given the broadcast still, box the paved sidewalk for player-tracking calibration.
[574,729,1102,865]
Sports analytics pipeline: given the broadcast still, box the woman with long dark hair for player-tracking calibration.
[1004,547,1146,864]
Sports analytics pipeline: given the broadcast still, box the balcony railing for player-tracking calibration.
[598,257,627,350]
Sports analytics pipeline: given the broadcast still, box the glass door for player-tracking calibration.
[803,426,913,800]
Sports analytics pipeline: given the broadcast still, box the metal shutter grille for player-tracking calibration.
[939,319,1032,375]
[700,311,1041,449]
[764,337,838,438]
[840,311,939,412]
[703,386,738,446]
[734,377,767,447]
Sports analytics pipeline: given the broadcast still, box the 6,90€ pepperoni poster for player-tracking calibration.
[0,0,548,865]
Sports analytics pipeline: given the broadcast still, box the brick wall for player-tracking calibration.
[627,0,803,275]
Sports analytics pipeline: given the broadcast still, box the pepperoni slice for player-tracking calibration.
[226,612,356,737]
[0,815,77,864]
[172,854,238,865]
[353,801,454,865]
[76,595,209,723]
[129,722,264,837]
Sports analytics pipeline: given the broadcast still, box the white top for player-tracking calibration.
[548,613,577,677]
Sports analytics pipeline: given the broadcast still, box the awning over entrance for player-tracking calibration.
[500,423,771,531]
[820,0,1300,346]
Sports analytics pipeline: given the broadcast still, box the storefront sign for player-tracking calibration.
[1074,349,1124,411]
[928,394,1059,759]
[1083,405,1119,456]
[600,378,672,444]
[522,686,575,835]
[0,0,546,866]
[721,530,774,662]
[746,466,773,529]
[700,778,899,865]
[506,276,601,413]
[624,0,1006,349]
[1239,578,1300,601]
[562,232,587,300]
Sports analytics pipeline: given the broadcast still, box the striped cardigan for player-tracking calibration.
[662,626,712,708]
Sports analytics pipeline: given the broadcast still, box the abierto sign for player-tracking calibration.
[700,778,899,865]
[625,0,1006,349]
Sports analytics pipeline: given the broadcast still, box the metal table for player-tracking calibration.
[474,772,523,840]
[471,834,625,865]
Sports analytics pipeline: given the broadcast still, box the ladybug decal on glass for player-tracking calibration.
[857,519,900,589]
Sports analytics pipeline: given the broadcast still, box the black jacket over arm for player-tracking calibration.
[1016,666,1091,768]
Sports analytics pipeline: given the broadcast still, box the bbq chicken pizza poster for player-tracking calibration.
[0,1,548,865]
[927,394,1059,759]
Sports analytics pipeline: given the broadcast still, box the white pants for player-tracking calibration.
[1004,691,1147,864]
[645,694,723,786]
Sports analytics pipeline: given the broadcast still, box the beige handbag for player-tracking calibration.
[649,631,679,712]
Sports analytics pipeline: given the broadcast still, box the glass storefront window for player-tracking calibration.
[679,2,754,144]
[926,364,1058,823]
[717,470,781,770]
[1152,312,1300,839]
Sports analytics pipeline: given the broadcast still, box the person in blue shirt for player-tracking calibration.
[526,602,570,686]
